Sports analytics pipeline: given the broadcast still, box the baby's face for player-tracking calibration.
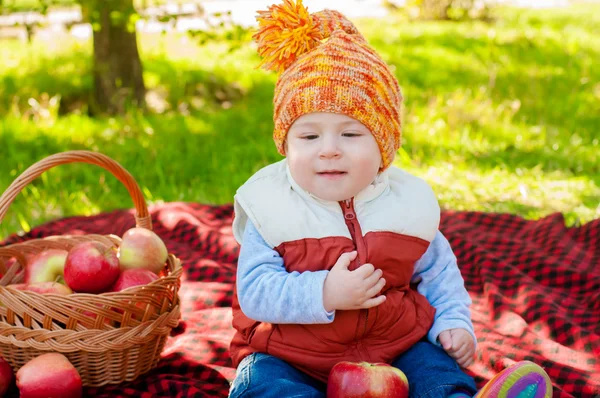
[286,112,382,202]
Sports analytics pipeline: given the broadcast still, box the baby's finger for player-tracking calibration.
[438,331,453,352]
[360,295,386,309]
[365,278,386,298]
[463,356,475,368]
[457,354,474,368]
[456,347,474,365]
[333,251,357,270]
[452,342,470,360]
[354,263,375,277]
[363,268,383,287]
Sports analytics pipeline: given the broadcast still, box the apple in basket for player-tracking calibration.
[110,268,159,321]
[118,227,168,275]
[24,249,68,284]
[0,356,15,396]
[110,268,159,292]
[327,362,409,398]
[11,281,73,295]
[1,282,70,308]
[64,242,120,293]
[16,353,82,398]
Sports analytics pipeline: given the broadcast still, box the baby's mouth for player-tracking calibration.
[317,171,347,178]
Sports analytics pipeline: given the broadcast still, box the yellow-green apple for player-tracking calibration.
[110,268,159,292]
[11,281,73,295]
[24,249,68,284]
[327,362,409,398]
[0,356,14,396]
[64,242,120,293]
[16,353,82,398]
[118,227,168,274]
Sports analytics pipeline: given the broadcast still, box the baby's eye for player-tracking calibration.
[342,131,362,137]
[302,134,319,140]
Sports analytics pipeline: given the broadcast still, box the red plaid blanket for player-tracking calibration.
[2,203,599,397]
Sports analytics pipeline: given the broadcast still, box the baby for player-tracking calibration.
[228,1,553,397]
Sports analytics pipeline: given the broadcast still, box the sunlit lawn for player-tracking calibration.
[1,5,599,239]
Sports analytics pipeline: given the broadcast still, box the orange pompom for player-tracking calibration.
[253,0,323,73]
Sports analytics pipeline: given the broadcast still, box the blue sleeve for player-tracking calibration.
[412,231,477,347]
[236,221,335,324]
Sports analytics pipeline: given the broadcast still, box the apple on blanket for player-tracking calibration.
[327,361,409,398]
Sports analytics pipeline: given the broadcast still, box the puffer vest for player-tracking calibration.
[230,160,439,381]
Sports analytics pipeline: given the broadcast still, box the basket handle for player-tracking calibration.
[0,150,152,230]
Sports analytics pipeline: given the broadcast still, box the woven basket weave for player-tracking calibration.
[0,151,182,387]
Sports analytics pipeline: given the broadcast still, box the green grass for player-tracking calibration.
[0,0,196,13]
[1,5,599,239]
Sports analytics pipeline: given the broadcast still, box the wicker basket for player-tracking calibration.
[0,151,182,387]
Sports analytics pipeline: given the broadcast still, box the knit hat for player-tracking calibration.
[253,0,403,170]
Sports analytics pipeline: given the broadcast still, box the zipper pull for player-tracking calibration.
[342,198,355,220]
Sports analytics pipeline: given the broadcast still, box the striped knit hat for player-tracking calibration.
[253,0,403,170]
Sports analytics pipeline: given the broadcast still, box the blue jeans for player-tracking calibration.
[229,342,478,398]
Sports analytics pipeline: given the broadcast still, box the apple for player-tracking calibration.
[80,306,114,328]
[118,227,168,274]
[16,353,82,398]
[110,268,159,322]
[64,242,120,293]
[327,362,409,398]
[11,281,73,295]
[74,269,159,328]
[24,249,68,284]
[110,268,159,292]
[0,356,14,396]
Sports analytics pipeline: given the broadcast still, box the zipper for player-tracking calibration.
[341,199,367,265]
[340,198,369,340]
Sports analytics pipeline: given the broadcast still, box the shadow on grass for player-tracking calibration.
[0,48,93,115]
[0,47,254,117]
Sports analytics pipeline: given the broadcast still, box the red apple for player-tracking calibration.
[75,269,159,328]
[327,362,409,398]
[110,268,159,292]
[64,242,120,293]
[16,353,82,398]
[0,356,14,396]
[118,227,168,274]
[110,268,159,321]
[11,281,73,295]
[81,306,114,328]
[24,249,68,284]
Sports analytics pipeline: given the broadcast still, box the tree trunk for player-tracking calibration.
[85,0,145,114]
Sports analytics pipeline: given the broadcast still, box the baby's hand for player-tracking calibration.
[438,328,475,368]
[322,251,386,312]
